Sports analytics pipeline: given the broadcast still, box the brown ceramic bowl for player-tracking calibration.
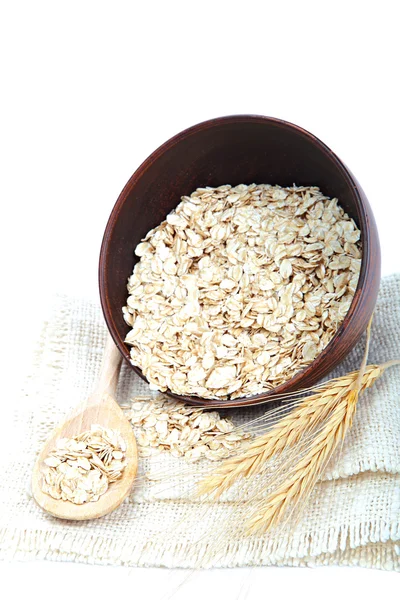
[99,115,380,408]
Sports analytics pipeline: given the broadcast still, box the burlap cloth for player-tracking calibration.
[2,275,399,570]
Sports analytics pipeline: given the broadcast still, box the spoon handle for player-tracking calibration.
[94,332,123,398]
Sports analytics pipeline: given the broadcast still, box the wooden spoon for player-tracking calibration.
[32,333,137,520]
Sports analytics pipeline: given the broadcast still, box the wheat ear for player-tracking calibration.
[197,363,386,499]
[245,339,400,532]
[245,381,362,534]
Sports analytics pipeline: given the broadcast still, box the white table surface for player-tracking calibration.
[2,1,399,596]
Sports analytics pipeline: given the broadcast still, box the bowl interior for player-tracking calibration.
[100,116,373,407]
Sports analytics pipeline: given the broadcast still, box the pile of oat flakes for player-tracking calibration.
[41,425,126,504]
[123,184,361,399]
[124,395,250,461]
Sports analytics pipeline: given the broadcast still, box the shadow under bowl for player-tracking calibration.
[99,115,381,408]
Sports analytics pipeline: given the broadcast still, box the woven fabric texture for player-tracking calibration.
[1,274,399,570]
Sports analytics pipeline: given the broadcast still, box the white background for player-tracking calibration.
[1,0,399,598]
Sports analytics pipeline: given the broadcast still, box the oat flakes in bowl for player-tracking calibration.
[123,184,362,400]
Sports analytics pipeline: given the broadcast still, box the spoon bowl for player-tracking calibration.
[32,334,138,520]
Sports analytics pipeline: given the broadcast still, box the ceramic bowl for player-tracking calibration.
[99,115,380,407]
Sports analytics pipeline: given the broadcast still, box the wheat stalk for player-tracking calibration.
[197,363,384,499]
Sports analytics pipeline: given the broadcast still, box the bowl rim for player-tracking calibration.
[99,114,373,408]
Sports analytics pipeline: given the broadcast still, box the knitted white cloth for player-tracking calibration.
[1,275,399,570]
